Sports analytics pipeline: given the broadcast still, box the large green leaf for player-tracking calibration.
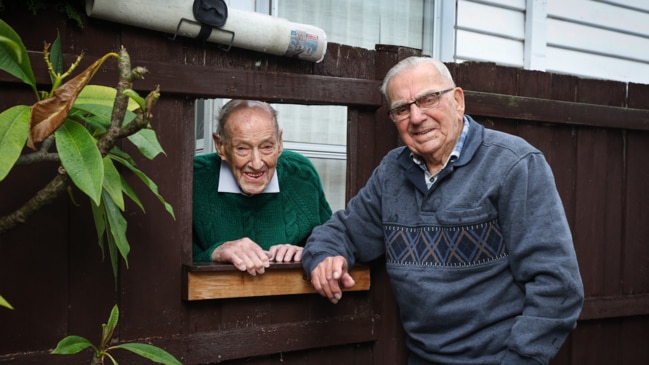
[49,30,63,83]
[108,146,137,166]
[76,85,140,111]
[91,194,125,283]
[55,119,103,205]
[106,148,145,213]
[123,88,146,110]
[100,305,119,350]
[49,31,63,88]
[102,189,130,266]
[0,295,13,310]
[119,175,145,213]
[90,197,107,256]
[106,224,120,285]
[68,109,109,140]
[113,343,182,365]
[0,105,30,181]
[0,19,36,93]
[111,154,175,220]
[74,86,139,137]
[72,103,137,130]
[128,129,166,160]
[102,157,125,211]
[51,335,95,355]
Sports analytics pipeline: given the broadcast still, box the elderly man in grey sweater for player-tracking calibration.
[303,56,584,365]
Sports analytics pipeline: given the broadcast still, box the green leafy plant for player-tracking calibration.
[0,0,85,28]
[52,304,182,365]
[0,296,12,310]
[0,19,175,309]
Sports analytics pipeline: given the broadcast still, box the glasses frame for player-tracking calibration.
[387,87,455,122]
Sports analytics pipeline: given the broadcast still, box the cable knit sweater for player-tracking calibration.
[192,150,332,262]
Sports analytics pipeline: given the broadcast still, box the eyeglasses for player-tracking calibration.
[387,88,455,122]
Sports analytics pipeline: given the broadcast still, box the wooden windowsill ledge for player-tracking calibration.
[183,262,371,300]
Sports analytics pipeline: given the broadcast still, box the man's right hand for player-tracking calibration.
[309,255,356,304]
[211,237,271,275]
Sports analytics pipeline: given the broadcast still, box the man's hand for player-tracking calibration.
[309,256,356,304]
[211,237,270,275]
[268,244,303,263]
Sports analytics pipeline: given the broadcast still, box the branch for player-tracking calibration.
[96,49,151,155]
[15,135,59,165]
[117,85,160,139]
[15,152,60,165]
[0,173,69,234]
[0,47,154,235]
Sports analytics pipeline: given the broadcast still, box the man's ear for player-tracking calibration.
[277,129,283,154]
[453,87,465,115]
[213,132,227,160]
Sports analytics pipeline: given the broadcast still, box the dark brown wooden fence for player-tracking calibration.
[1,8,648,365]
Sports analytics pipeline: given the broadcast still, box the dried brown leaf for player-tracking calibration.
[27,57,103,149]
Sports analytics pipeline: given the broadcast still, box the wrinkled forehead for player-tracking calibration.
[226,105,276,130]
[226,108,279,142]
[386,64,446,104]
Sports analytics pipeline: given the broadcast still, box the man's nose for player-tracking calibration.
[408,103,427,123]
[249,148,264,169]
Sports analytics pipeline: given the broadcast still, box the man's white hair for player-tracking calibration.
[380,56,456,103]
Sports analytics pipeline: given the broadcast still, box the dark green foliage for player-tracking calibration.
[0,0,85,28]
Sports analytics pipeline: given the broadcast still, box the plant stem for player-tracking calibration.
[0,173,69,234]
[97,47,134,155]
[0,48,153,235]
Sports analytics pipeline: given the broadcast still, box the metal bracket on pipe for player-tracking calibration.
[171,18,235,51]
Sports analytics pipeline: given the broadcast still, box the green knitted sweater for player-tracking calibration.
[192,150,332,262]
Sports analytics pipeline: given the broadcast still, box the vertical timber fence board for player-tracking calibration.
[624,130,649,295]
[1,7,649,365]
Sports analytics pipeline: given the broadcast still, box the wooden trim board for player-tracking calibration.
[184,263,371,300]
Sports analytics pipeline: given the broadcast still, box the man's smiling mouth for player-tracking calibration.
[245,171,265,179]
[413,128,434,136]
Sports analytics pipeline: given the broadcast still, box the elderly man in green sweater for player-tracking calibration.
[193,99,332,275]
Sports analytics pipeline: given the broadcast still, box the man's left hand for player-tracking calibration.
[268,244,303,262]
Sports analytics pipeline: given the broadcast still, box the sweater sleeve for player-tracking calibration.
[302,157,386,274]
[192,235,225,263]
[192,153,225,262]
[498,152,584,364]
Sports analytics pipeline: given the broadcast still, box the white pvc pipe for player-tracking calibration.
[86,0,327,63]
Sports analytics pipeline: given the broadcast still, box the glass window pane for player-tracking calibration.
[194,100,347,212]
[278,0,426,50]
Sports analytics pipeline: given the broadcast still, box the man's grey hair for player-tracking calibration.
[380,56,456,103]
[215,99,280,143]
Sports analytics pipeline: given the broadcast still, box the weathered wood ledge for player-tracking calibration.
[183,262,371,300]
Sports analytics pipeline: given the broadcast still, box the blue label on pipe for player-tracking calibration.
[285,29,319,59]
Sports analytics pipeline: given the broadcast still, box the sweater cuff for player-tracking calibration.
[501,350,543,365]
[301,252,332,277]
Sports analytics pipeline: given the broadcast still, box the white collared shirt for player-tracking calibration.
[411,116,470,189]
[217,162,280,195]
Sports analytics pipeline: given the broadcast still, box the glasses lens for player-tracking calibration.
[418,94,439,108]
[388,88,451,122]
[392,106,408,119]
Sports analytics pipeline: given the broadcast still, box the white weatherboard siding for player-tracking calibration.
[548,0,649,35]
[456,0,649,84]
[598,0,649,12]
[545,47,649,85]
[466,0,526,10]
[458,1,526,38]
[456,0,525,66]
[456,31,525,66]
[545,0,649,83]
